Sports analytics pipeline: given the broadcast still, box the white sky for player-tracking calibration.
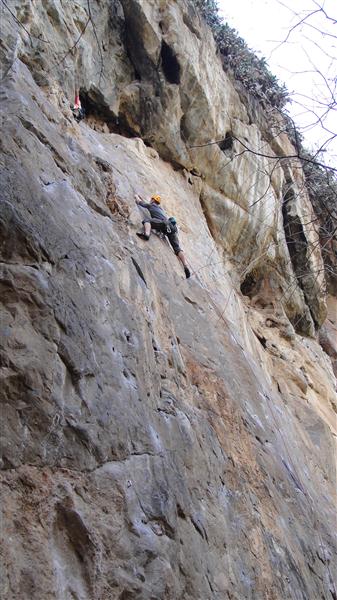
[217,0,336,167]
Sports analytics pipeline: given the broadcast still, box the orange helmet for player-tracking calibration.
[151,194,161,204]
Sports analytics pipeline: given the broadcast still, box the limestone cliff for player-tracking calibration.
[0,1,336,599]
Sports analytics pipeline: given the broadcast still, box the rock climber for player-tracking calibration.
[135,193,191,279]
[71,92,85,122]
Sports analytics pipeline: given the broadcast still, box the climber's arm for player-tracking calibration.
[135,194,150,209]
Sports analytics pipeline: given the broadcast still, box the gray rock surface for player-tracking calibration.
[0,1,336,599]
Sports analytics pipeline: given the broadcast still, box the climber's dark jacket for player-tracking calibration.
[138,201,167,221]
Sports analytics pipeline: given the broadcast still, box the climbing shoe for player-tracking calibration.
[184,267,191,279]
[136,232,150,240]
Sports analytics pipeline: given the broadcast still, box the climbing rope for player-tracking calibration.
[129,189,335,594]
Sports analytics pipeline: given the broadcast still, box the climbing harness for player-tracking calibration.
[166,216,178,234]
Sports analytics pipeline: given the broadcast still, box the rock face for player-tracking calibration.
[0,1,336,599]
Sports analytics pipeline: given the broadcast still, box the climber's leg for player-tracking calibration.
[177,251,191,278]
[136,220,152,240]
[166,234,190,278]
[144,221,151,237]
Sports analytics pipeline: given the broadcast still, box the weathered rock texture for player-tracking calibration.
[0,1,336,599]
